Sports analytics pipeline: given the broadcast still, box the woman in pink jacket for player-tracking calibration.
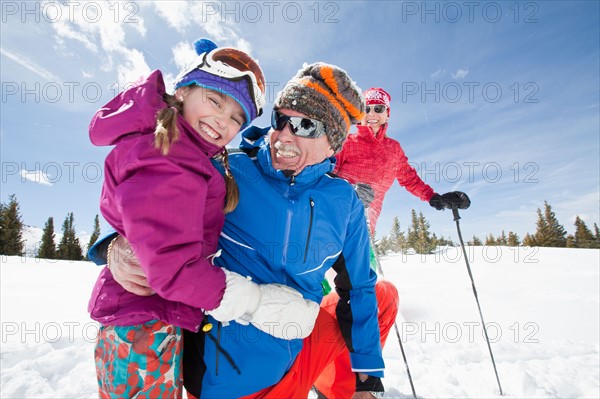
[88,38,268,398]
[315,88,470,399]
[334,87,439,235]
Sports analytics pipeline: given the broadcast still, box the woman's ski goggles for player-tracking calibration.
[365,105,387,114]
[184,47,266,116]
[271,111,327,139]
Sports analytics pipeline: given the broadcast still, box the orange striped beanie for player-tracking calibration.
[274,62,365,153]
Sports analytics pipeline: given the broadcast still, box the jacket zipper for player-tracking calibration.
[282,207,292,283]
[303,198,314,263]
[281,176,295,281]
[215,322,221,376]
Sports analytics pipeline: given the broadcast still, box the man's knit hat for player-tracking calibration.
[364,87,391,116]
[274,62,364,153]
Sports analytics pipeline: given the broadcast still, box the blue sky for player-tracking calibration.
[1,1,599,243]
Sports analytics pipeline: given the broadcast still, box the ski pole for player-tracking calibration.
[451,205,503,396]
[368,232,417,399]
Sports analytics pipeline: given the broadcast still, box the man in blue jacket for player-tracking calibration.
[106,62,397,399]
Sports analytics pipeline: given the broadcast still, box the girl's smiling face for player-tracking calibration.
[178,86,246,147]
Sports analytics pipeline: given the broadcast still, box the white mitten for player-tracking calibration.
[206,269,261,324]
[244,284,320,340]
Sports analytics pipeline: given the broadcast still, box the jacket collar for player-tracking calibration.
[357,123,389,142]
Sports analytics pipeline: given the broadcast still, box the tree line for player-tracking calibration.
[376,209,454,255]
[1,195,598,259]
[0,194,100,260]
[376,200,600,255]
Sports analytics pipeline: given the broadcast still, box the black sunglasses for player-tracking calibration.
[271,111,327,139]
[365,105,387,114]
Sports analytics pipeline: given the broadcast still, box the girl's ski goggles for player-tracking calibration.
[365,105,387,114]
[186,47,266,116]
[271,111,327,139]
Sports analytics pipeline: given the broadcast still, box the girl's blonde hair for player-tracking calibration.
[154,92,183,155]
[154,91,239,213]
[214,149,239,213]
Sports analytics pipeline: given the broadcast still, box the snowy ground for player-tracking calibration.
[1,247,599,398]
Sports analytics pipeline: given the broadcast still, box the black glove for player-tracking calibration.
[355,373,384,394]
[353,183,375,208]
[429,191,471,210]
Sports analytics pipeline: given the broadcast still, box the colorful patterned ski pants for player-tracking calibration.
[95,320,183,399]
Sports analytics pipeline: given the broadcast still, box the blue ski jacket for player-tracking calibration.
[196,126,384,397]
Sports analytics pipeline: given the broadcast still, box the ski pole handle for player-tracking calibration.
[452,205,460,221]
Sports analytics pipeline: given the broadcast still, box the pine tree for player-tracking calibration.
[57,213,83,260]
[436,236,453,246]
[497,230,508,246]
[566,234,576,248]
[543,201,567,247]
[375,236,391,256]
[86,214,101,259]
[415,211,435,254]
[436,235,444,246]
[534,201,567,247]
[470,236,483,246]
[389,216,406,253]
[485,234,497,246]
[0,202,4,251]
[38,217,56,259]
[507,231,520,246]
[407,209,419,252]
[523,233,537,247]
[533,208,551,246]
[573,216,597,248]
[594,223,600,248]
[0,194,24,256]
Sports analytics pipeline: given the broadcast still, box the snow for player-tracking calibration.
[1,247,598,398]
[379,247,599,398]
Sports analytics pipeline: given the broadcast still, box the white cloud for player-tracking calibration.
[555,191,600,229]
[153,3,255,91]
[20,170,53,186]
[152,1,192,33]
[232,38,252,54]
[431,68,445,78]
[452,68,469,79]
[116,48,151,86]
[46,0,149,87]
[0,48,61,82]
[172,41,197,71]
[36,1,254,95]
[166,41,198,92]
[152,2,252,53]
[52,19,98,53]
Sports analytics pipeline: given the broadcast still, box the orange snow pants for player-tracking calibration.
[239,280,399,399]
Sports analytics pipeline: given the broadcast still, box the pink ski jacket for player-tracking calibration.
[88,70,226,332]
[334,124,435,235]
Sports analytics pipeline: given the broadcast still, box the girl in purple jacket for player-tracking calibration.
[88,39,266,398]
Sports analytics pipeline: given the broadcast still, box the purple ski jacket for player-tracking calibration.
[88,70,226,332]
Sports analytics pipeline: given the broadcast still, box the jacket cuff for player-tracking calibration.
[349,352,385,378]
[88,231,118,265]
